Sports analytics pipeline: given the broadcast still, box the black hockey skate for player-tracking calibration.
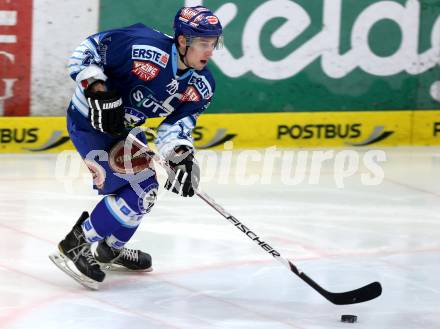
[94,240,153,272]
[49,212,105,290]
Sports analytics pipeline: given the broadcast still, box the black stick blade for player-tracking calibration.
[325,281,382,305]
[300,273,382,305]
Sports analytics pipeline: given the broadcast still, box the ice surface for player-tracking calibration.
[0,147,439,329]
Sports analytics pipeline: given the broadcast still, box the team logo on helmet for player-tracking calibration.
[174,6,223,40]
[206,16,219,24]
[190,15,205,27]
[179,6,209,22]
[179,8,198,22]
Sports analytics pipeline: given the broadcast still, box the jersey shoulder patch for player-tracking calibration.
[188,68,216,100]
[131,28,172,69]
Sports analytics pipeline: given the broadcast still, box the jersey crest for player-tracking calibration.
[132,61,160,81]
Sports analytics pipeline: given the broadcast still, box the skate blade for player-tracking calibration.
[49,252,100,290]
[100,262,153,273]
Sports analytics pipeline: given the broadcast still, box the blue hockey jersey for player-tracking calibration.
[68,23,216,158]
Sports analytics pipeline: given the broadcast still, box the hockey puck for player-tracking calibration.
[341,315,357,323]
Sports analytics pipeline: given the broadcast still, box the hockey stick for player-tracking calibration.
[126,133,382,305]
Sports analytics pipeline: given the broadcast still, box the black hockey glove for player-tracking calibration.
[165,146,200,197]
[84,88,125,136]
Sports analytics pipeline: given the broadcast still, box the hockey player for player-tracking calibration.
[49,6,223,289]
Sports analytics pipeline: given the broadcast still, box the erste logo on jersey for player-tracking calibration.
[132,45,169,68]
[132,61,160,81]
[181,86,201,102]
[189,72,213,100]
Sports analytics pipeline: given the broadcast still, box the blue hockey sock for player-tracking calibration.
[81,215,104,243]
[86,195,142,241]
[105,226,138,249]
[84,178,158,244]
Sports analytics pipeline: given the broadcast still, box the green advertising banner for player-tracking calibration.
[100,0,440,113]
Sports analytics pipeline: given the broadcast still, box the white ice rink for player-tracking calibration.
[0,147,439,329]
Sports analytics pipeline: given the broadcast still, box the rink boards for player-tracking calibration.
[0,110,439,153]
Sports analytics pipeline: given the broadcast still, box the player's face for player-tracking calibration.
[186,37,218,70]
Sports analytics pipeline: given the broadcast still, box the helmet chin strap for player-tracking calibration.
[177,45,194,70]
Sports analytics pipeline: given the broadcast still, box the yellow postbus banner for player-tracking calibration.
[0,111,439,153]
